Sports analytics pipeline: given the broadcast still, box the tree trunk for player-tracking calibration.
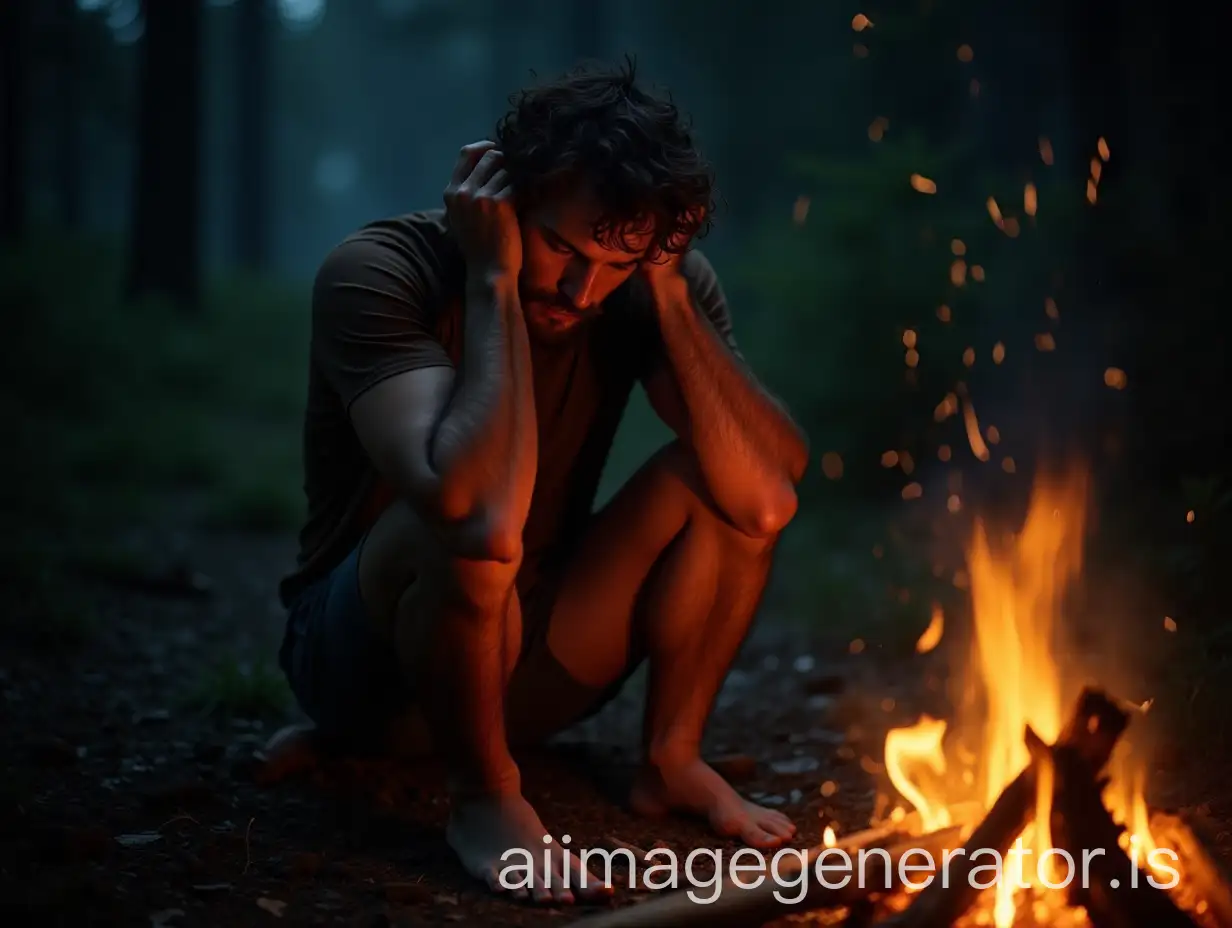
[234,0,270,271]
[54,0,83,230]
[126,0,204,311]
[0,0,27,243]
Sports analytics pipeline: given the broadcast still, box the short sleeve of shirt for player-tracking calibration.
[311,232,455,412]
[628,248,743,380]
[680,248,741,359]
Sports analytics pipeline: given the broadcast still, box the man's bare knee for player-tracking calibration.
[359,502,520,631]
[434,556,520,616]
[645,441,793,548]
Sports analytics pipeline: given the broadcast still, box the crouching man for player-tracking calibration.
[272,59,810,904]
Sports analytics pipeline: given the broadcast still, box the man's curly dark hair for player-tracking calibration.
[494,56,716,260]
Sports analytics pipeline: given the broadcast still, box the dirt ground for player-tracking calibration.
[4,499,1231,928]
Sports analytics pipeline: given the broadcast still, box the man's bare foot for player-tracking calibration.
[446,793,614,904]
[630,756,797,848]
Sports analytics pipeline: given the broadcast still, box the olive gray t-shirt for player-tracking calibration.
[279,208,738,606]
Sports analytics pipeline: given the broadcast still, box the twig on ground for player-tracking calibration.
[158,812,199,830]
[603,836,650,861]
[243,816,255,875]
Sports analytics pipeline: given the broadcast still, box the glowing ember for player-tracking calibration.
[821,451,844,480]
[916,604,944,653]
[1024,183,1038,216]
[961,399,990,461]
[878,471,1166,925]
[987,196,1003,227]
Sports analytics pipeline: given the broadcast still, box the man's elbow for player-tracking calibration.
[429,470,524,563]
[787,427,811,485]
[737,480,799,539]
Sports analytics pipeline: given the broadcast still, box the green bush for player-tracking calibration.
[0,230,308,534]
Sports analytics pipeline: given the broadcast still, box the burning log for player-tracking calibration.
[1149,811,1232,928]
[1041,728,1200,928]
[878,686,1133,928]
[569,816,971,928]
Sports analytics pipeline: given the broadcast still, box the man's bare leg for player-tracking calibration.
[542,442,796,847]
[359,503,608,904]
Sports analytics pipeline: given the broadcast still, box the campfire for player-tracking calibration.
[579,469,1232,928]
[862,466,1227,927]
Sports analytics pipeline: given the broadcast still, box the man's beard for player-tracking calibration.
[522,290,603,341]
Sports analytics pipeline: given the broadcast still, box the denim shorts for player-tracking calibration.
[277,540,639,751]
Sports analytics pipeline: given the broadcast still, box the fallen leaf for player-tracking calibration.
[116,832,162,847]
[384,881,432,905]
[132,709,171,725]
[256,897,286,917]
[771,756,820,775]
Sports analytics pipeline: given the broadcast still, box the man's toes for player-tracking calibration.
[482,866,506,893]
[546,868,574,905]
[740,823,783,847]
[571,861,613,898]
[531,875,553,904]
[757,810,796,838]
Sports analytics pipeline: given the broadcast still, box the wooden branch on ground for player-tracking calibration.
[568,814,974,928]
[1047,733,1199,928]
[878,686,1132,928]
[1150,811,1232,928]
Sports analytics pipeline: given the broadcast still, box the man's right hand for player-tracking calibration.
[444,141,522,280]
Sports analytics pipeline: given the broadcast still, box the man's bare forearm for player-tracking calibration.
[428,271,537,555]
[654,276,808,532]
[417,271,533,798]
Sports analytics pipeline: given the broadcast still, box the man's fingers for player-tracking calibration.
[456,150,504,196]
[477,167,510,197]
[449,140,497,185]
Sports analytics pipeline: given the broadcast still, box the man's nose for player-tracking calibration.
[560,262,600,308]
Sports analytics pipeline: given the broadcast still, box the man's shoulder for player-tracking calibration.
[345,207,450,248]
[317,208,463,293]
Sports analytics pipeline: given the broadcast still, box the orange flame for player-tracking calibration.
[880,470,1162,925]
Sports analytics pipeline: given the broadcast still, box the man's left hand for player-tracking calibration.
[638,208,705,293]
[638,248,686,292]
